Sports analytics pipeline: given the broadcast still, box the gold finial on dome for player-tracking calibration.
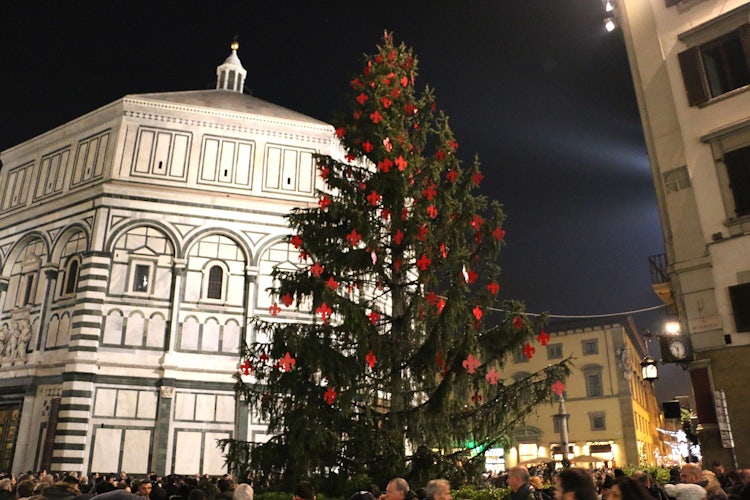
[231,36,239,51]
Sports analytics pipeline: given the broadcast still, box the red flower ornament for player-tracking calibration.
[290,234,303,249]
[366,349,377,368]
[513,316,524,330]
[536,330,550,346]
[367,190,381,206]
[316,302,333,323]
[324,386,337,405]
[472,305,483,320]
[269,303,281,316]
[492,226,506,241]
[346,229,362,247]
[487,282,500,295]
[395,156,408,171]
[417,254,431,271]
[370,110,384,123]
[552,380,567,397]
[281,293,294,307]
[279,352,296,372]
[462,354,481,374]
[485,368,500,385]
[522,342,536,360]
[310,262,324,278]
[326,276,338,290]
[368,310,380,326]
[318,195,331,209]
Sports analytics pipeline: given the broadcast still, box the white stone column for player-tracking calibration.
[167,258,187,352]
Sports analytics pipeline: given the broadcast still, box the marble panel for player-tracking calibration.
[201,319,220,352]
[122,429,151,474]
[91,428,122,473]
[195,394,215,421]
[125,312,145,346]
[180,318,199,350]
[174,393,195,421]
[174,431,201,474]
[137,390,158,419]
[115,390,138,418]
[215,395,234,423]
[94,388,117,417]
[203,432,230,475]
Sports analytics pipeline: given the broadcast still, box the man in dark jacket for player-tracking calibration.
[508,467,535,500]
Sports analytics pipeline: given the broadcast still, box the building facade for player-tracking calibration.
[616,0,750,467]
[0,45,336,475]
[499,318,667,469]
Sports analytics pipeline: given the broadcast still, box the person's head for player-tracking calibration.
[233,484,253,500]
[187,489,206,500]
[555,468,597,500]
[599,475,614,499]
[507,467,530,493]
[216,480,232,494]
[136,481,152,498]
[42,482,80,500]
[711,463,725,476]
[680,464,703,485]
[740,469,750,487]
[385,479,409,500]
[424,480,451,500]
[17,479,37,498]
[610,477,651,500]
[293,482,314,500]
[1,479,13,492]
[529,477,543,491]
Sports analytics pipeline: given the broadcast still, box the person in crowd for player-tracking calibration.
[681,465,704,485]
[41,481,80,500]
[424,479,451,500]
[233,484,253,500]
[508,467,535,500]
[728,469,750,500]
[0,479,14,500]
[598,476,614,500]
[349,492,375,500]
[554,468,597,500]
[216,479,234,500]
[631,470,669,500]
[702,471,727,500]
[664,483,707,500]
[135,480,152,498]
[292,482,314,500]
[385,479,409,500]
[17,479,37,500]
[609,477,651,500]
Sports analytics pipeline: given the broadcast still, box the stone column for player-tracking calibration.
[37,265,59,351]
[152,379,176,476]
[53,251,110,473]
[166,259,187,352]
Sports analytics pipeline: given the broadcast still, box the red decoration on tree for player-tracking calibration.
[367,190,381,206]
[472,305,483,320]
[401,75,409,87]
[462,354,481,374]
[492,226,506,241]
[449,140,459,151]
[240,359,252,375]
[366,349,377,368]
[316,302,333,323]
[552,380,566,397]
[485,367,500,385]
[269,303,281,316]
[393,229,404,245]
[394,257,402,272]
[472,171,484,186]
[370,110,383,123]
[378,158,393,172]
[417,254,432,271]
[356,92,369,105]
[368,310,380,326]
[422,184,437,200]
[335,127,346,138]
[319,195,331,209]
[435,149,446,161]
[487,281,500,295]
[416,224,428,241]
[259,352,269,363]
[380,96,392,108]
[346,229,362,247]
[362,140,374,153]
[513,316,524,329]
[536,330,550,346]
[523,342,536,360]
[446,169,459,183]
[281,293,294,307]
[467,269,478,284]
[279,352,296,372]
[425,290,439,305]
[436,351,445,370]
[403,102,416,115]
[471,391,483,405]
[440,243,448,258]
[395,155,408,171]
[470,214,485,230]
[427,205,438,219]
[310,262,324,278]
[324,386,337,405]
[326,276,338,290]
[290,234,303,249]
[436,298,446,314]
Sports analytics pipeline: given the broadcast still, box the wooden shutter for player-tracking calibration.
[678,47,710,106]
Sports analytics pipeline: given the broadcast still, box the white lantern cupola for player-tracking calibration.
[216,40,247,93]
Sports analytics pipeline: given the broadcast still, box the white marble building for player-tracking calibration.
[0,43,336,475]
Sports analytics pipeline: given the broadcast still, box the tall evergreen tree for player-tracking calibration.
[223,33,570,490]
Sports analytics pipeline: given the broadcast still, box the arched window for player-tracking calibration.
[62,259,80,296]
[206,265,224,299]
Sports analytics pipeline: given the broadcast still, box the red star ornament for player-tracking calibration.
[326,276,338,290]
[368,310,380,325]
[269,303,281,316]
[324,386,337,405]
[279,352,296,372]
[378,158,393,172]
[346,229,362,246]
[281,293,294,307]
[290,234,303,249]
[523,342,536,360]
[485,367,500,385]
[427,205,438,219]
[472,305,483,320]
[395,155,408,171]
[536,330,550,346]
[370,110,383,123]
[362,141,374,153]
[462,353,481,374]
[381,96,392,108]
[552,379,567,397]
[365,349,377,368]
[487,281,500,295]
[367,190,381,206]
[423,184,437,200]
[316,302,333,323]
[310,262,324,278]
[417,254,432,271]
[240,359,252,375]
[318,195,331,209]
[356,92,368,105]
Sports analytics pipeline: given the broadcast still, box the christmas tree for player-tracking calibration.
[223,33,570,491]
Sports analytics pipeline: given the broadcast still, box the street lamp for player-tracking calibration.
[641,355,659,382]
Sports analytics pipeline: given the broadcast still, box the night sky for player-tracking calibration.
[1,1,687,399]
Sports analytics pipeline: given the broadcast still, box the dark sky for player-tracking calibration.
[1,1,687,399]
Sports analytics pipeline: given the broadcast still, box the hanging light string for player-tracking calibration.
[486,303,666,319]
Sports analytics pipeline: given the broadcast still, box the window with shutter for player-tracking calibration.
[723,146,750,217]
[729,283,750,332]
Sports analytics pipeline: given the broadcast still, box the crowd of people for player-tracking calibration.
[0,462,748,500]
